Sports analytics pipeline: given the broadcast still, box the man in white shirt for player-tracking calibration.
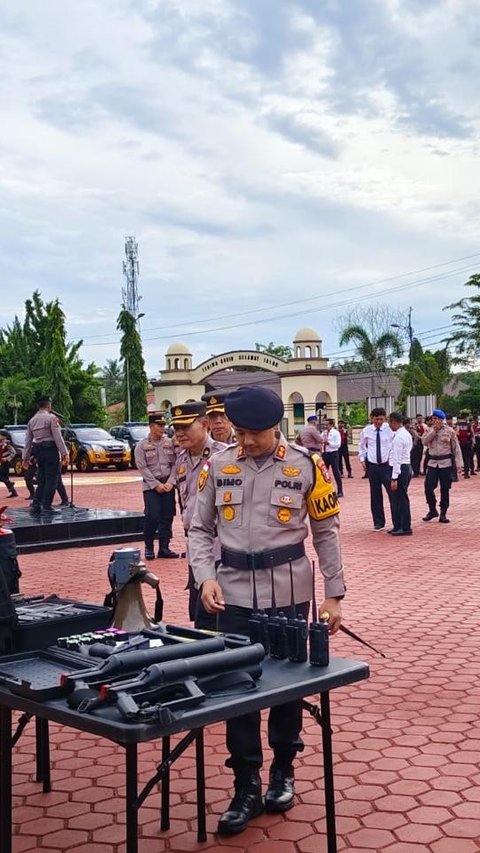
[388,412,413,536]
[321,419,343,497]
[358,407,394,530]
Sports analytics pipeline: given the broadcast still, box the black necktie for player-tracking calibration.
[376,427,382,464]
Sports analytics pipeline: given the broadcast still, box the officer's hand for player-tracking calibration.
[155,484,166,493]
[201,579,225,614]
[61,455,69,466]
[391,480,398,492]
[319,598,342,635]
[163,483,173,493]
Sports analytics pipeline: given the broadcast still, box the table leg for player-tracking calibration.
[160,736,170,831]
[0,705,12,853]
[195,729,206,842]
[35,717,51,793]
[125,744,138,853]
[320,692,337,853]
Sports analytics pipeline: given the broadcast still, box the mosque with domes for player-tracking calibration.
[152,327,339,438]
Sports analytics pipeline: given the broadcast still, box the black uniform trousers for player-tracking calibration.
[143,488,175,550]
[425,466,452,513]
[410,442,423,476]
[31,442,61,511]
[0,462,15,494]
[217,601,309,779]
[367,462,393,528]
[322,450,343,494]
[460,444,472,477]
[391,464,412,532]
[338,443,352,476]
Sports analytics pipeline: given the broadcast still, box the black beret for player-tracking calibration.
[201,391,229,415]
[148,412,167,424]
[170,401,207,426]
[225,385,284,430]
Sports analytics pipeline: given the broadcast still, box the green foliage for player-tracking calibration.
[101,358,124,406]
[338,400,368,425]
[338,324,403,373]
[445,273,480,364]
[331,358,372,373]
[440,389,480,416]
[117,308,148,421]
[0,290,103,425]
[255,342,293,359]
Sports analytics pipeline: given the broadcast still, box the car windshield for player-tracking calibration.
[129,427,149,439]
[73,428,114,442]
[8,430,27,446]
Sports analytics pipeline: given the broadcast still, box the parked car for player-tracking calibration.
[63,424,131,472]
[109,422,149,468]
[1,425,28,476]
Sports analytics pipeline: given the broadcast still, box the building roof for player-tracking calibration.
[293,326,321,342]
[337,372,468,402]
[166,341,192,355]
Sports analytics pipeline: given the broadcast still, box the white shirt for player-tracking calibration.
[321,427,341,453]
[389,426,413,479]
[359,423,394,464]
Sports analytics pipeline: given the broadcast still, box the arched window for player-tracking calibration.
[315,345,320,358]
[184,358,189,369]
[296,345,301,358]
[174,358,180,369]
[305,345,311,358]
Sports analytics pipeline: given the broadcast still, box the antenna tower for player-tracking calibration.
[122,236,141,318]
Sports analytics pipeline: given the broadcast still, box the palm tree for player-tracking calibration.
[339,324,404,396]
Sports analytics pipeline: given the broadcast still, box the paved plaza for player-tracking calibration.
[6,460,480,853]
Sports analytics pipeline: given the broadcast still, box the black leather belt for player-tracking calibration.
[428,454,451,460]
[220,543,305,571]
[32,441,56,449]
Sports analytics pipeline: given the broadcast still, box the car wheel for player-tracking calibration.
[76,453,92,473]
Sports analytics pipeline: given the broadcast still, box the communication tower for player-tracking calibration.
[122,236,141,318]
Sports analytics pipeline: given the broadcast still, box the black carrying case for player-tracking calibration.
[0,582,112,653]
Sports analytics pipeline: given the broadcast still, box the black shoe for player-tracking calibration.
[265,764,295,813]
[145,548,155,561]
[158,547,179,559]
[58,500,70,507]
[373,524,385,531]
[7,489,18,498]
[42,507,62,515]
[390,529,413,536]
[422,511,439,521]
[30,507,41,516]
[387,528,400,534]
[439,514,450,523]
[337,492,344,498]
[347,473,353,478]
[217,773,263,835]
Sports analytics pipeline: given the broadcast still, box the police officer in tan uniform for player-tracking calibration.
[189,385,345,835]
[134,412,178,560]
[422,408,463,523]
[201,391,236,444]
[22,395,68,516]
[172,402,227,625]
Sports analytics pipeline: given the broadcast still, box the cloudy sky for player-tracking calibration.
[1,0,480,376]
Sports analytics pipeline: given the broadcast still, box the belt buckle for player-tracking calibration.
[246,552,261,571]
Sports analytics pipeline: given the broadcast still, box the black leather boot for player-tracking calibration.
[265,763,295,813]
[144,545,155,561]
[439,513,450,523]
[217,772,263,835]
[158,543,179,558]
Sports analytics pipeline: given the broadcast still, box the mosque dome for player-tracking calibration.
[293,327,321,342]
[166,341,192,355]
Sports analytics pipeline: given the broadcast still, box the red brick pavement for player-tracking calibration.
[5,461,480,852]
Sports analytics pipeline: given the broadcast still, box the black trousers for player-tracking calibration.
[460,444,472,477]
[143,489,175,549]
[410,442,423,476]
[391,464,412,532]
[425,466,452,513]
[322,451,343,494]
[31,443,61,511]
[367,462,393,528]
[0,462,15,494]
[338,444,352,476]
[187,564,217,629]
[217,602,309,778]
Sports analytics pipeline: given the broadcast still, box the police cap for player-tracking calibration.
[225,385,284,430]
[170,401,207,426]
[201,391,228,415]
[148,412,167,425]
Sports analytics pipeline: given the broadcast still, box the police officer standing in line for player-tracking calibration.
[188,385,344,836]
[201,391,237,444]
[171,402,227,626]
[134,412,178,561]
[422,408,463,524]
[22,396,69,516]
